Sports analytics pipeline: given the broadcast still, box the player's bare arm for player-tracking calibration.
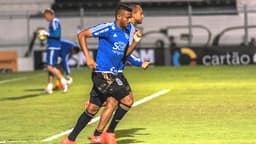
[126,30,142,56]
[77,29,97,69]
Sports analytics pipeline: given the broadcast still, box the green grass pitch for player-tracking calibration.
[1,66,256,144]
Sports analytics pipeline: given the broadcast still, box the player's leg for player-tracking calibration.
[89,72,117,143]
[46,49,68,92]
[45,71,54,93]
[62,103,99,144]
[56,54,72,89]
[68,103,99,140]
[62,53,73,85]
[54,64,66,90]
[104,74,134,144]
[93,72,132,133]
[92,97,118,137]
[102,94,133,144]
[47,66,66,85]
[107,93,133,132]
[108,73,134,132]
[62,87,104,144]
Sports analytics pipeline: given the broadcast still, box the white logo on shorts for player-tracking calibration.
[115,78,123,86]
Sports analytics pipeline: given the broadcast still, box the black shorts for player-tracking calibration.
[117,72,132,92]
[89,72,130,106]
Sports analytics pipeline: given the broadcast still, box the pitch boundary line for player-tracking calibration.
[41,89,170,142]
[0,77,27,84]
[0,140,39,143]
[0,73,44,84]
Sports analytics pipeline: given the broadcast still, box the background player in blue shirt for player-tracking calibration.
[54,39,80,89]
[62,4,142,144]
[60,39,80,79]
[40,8,69,94]
[120,55,150,71]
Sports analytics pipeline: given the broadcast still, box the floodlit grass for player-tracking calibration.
[1,66,256,144]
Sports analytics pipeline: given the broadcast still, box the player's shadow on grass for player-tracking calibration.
[116,128,149,144]
[0,91,46,101]
[87,128,148,143]
[24,88,45,92]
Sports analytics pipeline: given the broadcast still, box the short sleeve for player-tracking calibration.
[48,18,61,39]
[52,19,60,31]
[89,23,111,38]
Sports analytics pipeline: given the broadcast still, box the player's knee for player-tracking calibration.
[86,104,100,115]
[121,95,134,106]
[47,65,54,71]
[119,103,131,111]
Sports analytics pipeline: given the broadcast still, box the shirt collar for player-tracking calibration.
[114,21,129,33]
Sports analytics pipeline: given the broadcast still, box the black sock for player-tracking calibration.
[107,103,131,133]
[68,110,95,141]
[93,129,103,136]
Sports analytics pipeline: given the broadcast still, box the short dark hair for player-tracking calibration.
[72,46,80,53]
[129,3,141,13]
[115,3,132,18]
[42,8,55,15]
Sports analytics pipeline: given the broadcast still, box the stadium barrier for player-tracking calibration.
[171,46,256,66]
[0,51,17,72]
[18,57,34,72]
[33,46,256,69]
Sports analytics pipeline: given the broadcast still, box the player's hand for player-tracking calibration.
[141,61,150,70]
[38,29,49,36]
[133,30,142,42]
[37,29,49,41]
[86,57,97,69]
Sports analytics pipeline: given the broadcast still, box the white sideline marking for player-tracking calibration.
[133,89,170,107]
[0,77,26,84]
[0,73,44,84]
[42,117,101,142]
[42,89,170,142]
[0,140,38,143]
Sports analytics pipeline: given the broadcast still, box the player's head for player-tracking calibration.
[71,46,80,54]
[129,4,144,25]
[115,4,132,29]
[42,8,55,22]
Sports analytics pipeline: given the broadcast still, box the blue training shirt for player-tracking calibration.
[128,23,136,46]
[47,18,61,49]
[89,21,131,74]
[127,55,142,67]
[60,39,77,55]
[118,55,143,71]
[118,23,142,71]
[127,55,143,67]
[60,39,77,76]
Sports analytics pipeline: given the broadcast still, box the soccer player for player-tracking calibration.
[61,4,142,144]
[91,4,145,144]
[60,39,80,82]
[54,39,80,89]
[83,55,150,107]
[40,8,68,94]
